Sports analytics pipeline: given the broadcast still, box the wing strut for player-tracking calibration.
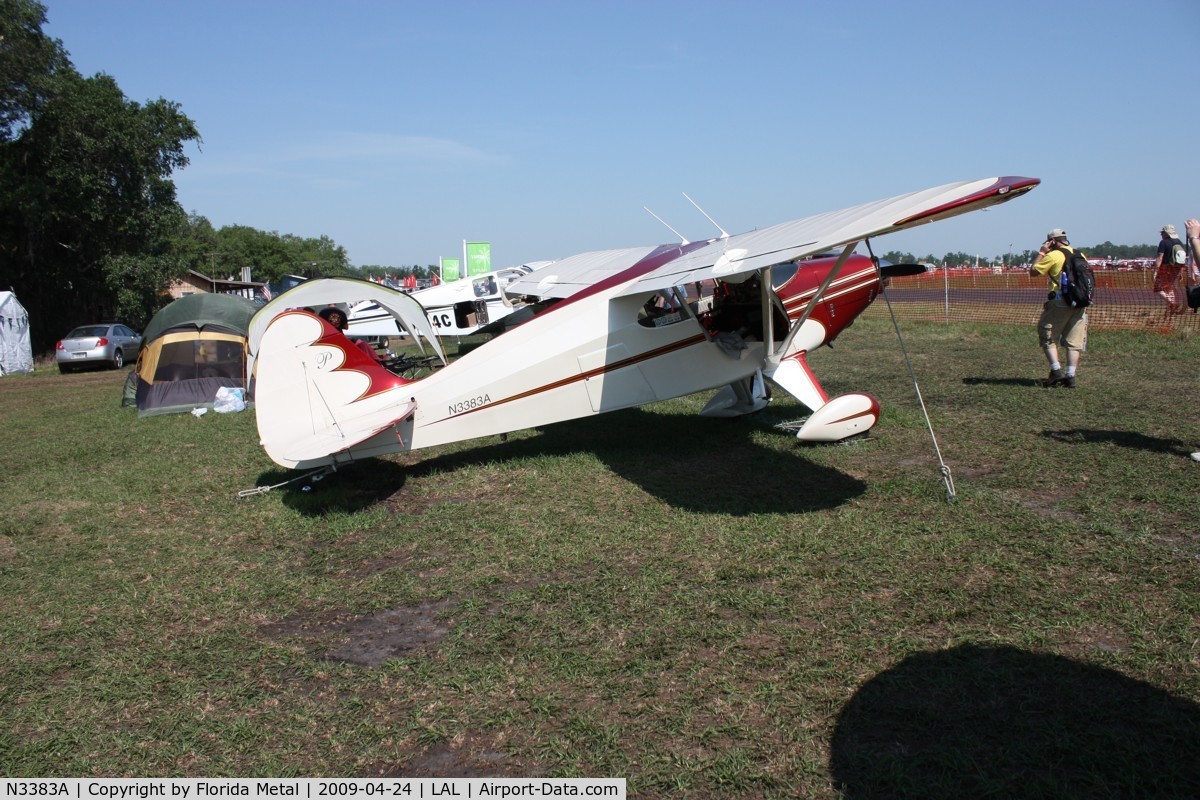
[760,266,774,350]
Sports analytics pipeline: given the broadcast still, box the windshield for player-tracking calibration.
[67,326,108,338]
[770,262,799,290]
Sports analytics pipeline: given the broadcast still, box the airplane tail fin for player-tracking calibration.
[255,311,418,469]
[767,352,879,442]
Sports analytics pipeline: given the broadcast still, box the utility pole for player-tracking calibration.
[205,252,225,276]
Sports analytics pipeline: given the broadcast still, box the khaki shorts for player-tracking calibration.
[1038,300,1087,352]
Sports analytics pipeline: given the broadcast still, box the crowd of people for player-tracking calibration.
[1029,222,1198,462]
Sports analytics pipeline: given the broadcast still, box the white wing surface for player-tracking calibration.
[503,246,662,299]
[505,177,1037,299]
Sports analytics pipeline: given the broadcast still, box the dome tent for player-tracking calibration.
[135,293,257,416]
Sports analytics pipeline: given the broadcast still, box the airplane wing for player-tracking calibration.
[503,246,662,299]
[505,176,1038,299]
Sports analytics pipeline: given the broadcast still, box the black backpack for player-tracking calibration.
[1056,246,1094,308]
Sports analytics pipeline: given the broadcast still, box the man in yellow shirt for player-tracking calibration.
[1029,228,1087,388]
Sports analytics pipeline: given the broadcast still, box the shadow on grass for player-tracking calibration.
[417,407,866,516]
[254,460,410,516]
[1042,428,1195,458]
[267,406,866,517]
[831,644,1200,799]
[962,376,1044,387]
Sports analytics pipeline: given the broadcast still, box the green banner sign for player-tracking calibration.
[440,257,460,282]
[466,242,491,277]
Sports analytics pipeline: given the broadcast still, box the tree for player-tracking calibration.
[880,250,918,265]
[0,0,69,142]
[103,252,190,328]
[0,21,200,344]
[167,212,222,271]
[200,226,349,283]
[1079,241,1155,260]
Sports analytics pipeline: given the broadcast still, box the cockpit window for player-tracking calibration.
[770,262,799,290]
[472,276,499,297]
[638,290,690,328]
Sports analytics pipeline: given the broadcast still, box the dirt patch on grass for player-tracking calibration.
[1010,492,1087,524]
[383,487,471,516]
[370,739,521,778]
[260,600,456,667]
[381,465,532,515]
[1054,624,1131,657]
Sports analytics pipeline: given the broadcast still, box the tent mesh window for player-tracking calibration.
[153,338,245,382]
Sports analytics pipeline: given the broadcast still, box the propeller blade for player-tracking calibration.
[878,262,928,278]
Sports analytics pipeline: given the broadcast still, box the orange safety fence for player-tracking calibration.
[862,267,1200,333]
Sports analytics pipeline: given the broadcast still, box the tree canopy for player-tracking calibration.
[0,0,68,142]
[167,216,351,284]
[0,0,200,347]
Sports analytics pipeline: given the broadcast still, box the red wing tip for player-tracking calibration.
[894,176,1040,228]
[994,176,1041,191]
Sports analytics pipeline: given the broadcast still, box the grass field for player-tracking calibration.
[2,318,1198,797]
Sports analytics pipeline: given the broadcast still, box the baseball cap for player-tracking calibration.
[1046,228,1068,240]
[1162,224,1177,236]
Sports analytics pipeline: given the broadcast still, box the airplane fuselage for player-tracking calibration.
[257,253,886,469]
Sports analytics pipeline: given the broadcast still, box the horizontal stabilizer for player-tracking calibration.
[264,400,417,465]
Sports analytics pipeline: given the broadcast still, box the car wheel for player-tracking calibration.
[113,350,124,370]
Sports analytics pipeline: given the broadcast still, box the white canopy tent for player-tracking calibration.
[0,291,34,375]
[246,276,446,381]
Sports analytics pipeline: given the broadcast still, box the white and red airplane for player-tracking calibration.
[251,176,1038,471]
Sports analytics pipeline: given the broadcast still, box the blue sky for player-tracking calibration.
[43,0,1200,268]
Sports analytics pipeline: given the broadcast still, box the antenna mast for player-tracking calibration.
[643,207,689,244]
[683,192,730,239]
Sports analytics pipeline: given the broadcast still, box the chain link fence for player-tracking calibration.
[864,268,1199,333]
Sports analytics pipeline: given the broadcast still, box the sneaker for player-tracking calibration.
[1044,368,1066,387]
[1060,375,1076,388]
[1191,451,1200,463]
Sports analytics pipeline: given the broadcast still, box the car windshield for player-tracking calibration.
[67,326,108,338]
